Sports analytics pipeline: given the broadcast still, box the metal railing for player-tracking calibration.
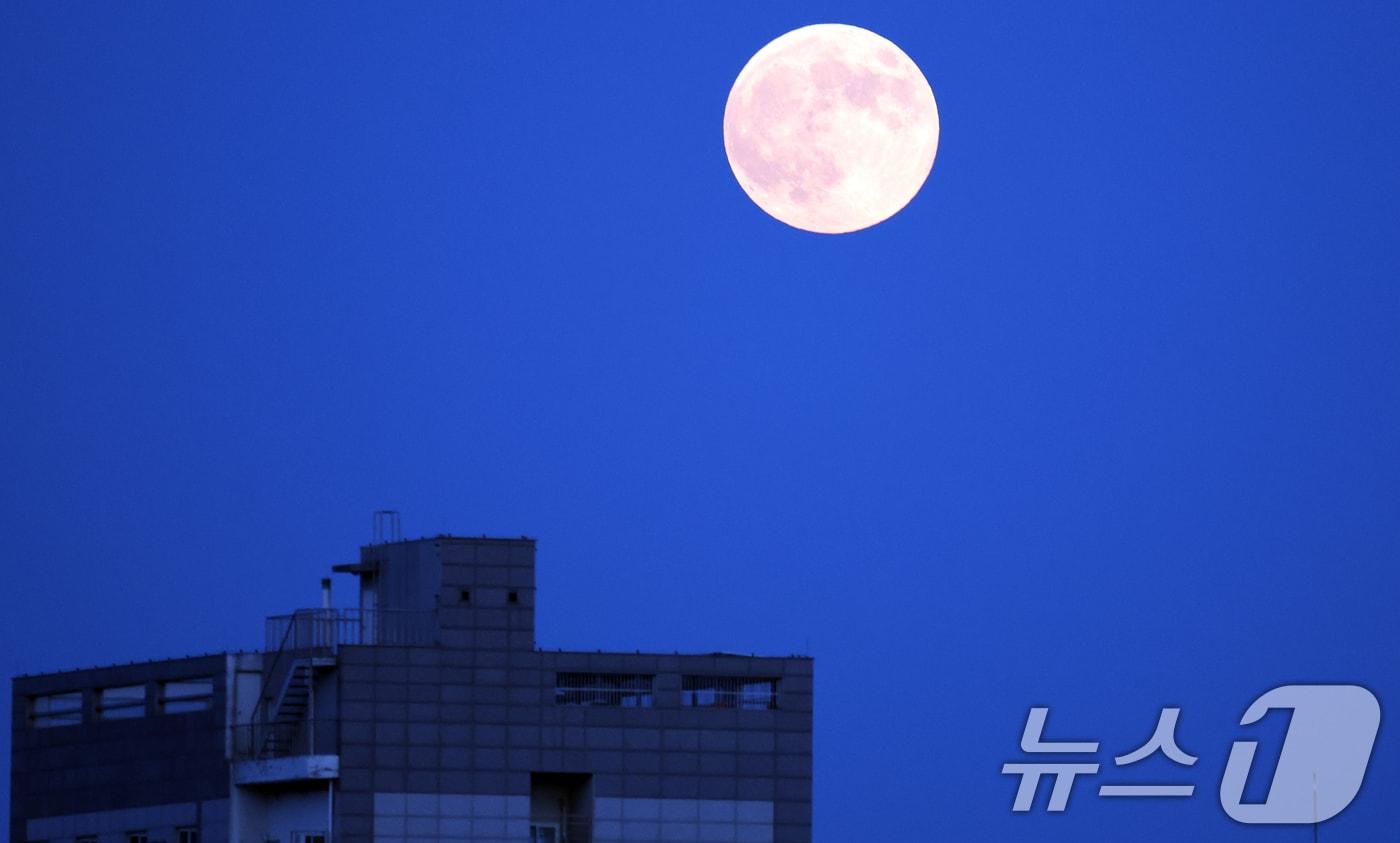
[233,718,338,760]
[554,672,656,708]
[264,608,437,652]
[681,675,780,710]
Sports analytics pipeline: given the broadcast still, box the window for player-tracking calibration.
[178,829,199,843]
[292,833,326,843]
[98,685,147,720]
[507,590,520,604]
[459,588,471,604]
[530,826,560,843]
[682,676,779,710]
[555,673,654,707]
[127,832,149,843]
[30,692,82,728]
[160,677,214,713]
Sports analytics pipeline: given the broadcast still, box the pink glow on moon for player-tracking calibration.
[723,24,940,234]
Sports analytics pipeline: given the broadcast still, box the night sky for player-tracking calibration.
[4,2,1400,839]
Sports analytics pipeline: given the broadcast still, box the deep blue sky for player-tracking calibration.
[3,2,1399,838]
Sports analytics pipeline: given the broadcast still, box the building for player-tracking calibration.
[10,532,814,843]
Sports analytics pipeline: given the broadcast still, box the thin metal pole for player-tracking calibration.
[1313,772,1319,843]
[308,673,316,755]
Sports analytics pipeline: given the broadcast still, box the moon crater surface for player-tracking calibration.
[723,24,940,234]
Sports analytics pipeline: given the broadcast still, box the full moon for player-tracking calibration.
[723,24,940,234]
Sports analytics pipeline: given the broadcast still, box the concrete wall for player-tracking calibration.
[365,793,774,843]
[359,537,536,653]
[436,538,535,654]
[370,793,529,843]
[331,646,812,843]
[362,542,440,620]
[23,798,229,843]
[594,797,773,843]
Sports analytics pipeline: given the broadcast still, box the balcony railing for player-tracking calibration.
[264,608,437,652]
[233,718,338,760]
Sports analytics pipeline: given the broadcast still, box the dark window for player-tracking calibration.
[682,676,779,710]
[160,678,214,714]
[30,692,83,728]
[98,685,146,720]
[507,590,519,604]
[459,589,471,604]
[128,832,149,843]
[178,829,199,843]
[555,673,654,707]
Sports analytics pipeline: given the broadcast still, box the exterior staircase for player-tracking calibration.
[235,607,434,763]
[232,607,432,785]
[245,609,346,761]
[262,661,314,756]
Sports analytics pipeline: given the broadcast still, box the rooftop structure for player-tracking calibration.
[10,531,814,843]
